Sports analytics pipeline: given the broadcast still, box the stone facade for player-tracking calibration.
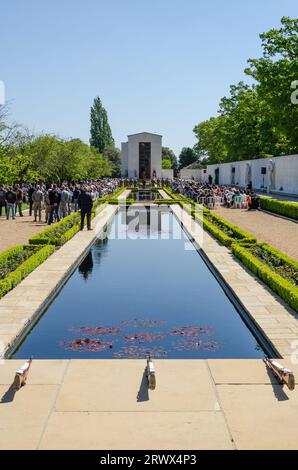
[121,132,162,179]
[181,154,298,196]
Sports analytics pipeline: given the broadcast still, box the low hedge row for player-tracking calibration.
[232,243,298,312]
[154,198,178,205]
[29,187,124,246]
[29,212,81,246]
[204,212,257,246]
[0,244,55,299]
[260,196,298,221]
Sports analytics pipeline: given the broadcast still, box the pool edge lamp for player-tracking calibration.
[147,356,156,390]
[13,358,33,391]
[264,357,295,391]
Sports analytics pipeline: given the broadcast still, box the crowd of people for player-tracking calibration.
[0,179,120,224]
[166,178,260,210]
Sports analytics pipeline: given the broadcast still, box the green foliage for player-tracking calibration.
[260,197,298,220]
[232,243,298,312]
[193,17,298,164]
[162,159,172,169]
[178,147,197,169]
[103,146,121,177]
[90,97,114,153]
[248,244,298,286]
[154,199,178,205]
[0,134,113,184]
[29,212,81,246]
[0,245,39,279]
[0,245,55,299]
[162,147,177,169]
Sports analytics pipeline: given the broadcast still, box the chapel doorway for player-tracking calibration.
[139,142,151,179]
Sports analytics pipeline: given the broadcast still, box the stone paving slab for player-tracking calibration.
[0,385,58,450]
[208,359,298,385]
[217,384,298,450]
[0,360,68,385]
[55,360,218,412]
[1,359,297,450]
[38,411,233,450]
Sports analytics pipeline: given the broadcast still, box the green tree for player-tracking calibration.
[162,159,172,169]
[193,17,298,164]
[178,147,197,169]
[90,97,114,153]
[162,147,177,169]
[245,16,298,154]
[103,146,121,177]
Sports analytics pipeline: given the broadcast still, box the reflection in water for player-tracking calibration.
[78,252,94,280]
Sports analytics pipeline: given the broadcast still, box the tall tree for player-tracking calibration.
[178,147,197,169]
[162,147,177,169]
[90,97,114,153]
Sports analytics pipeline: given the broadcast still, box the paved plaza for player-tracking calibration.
[0,213,47,253]
[0,359,297,450]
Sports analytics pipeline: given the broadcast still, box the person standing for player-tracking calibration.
[48,184,61,225]
[78,186,93,231]
[28,184,35,216]
[60,186,70,218]
[15,184,24,217]
[32,185,44,222]
[73,185,81,212]
[0,185,7,217]
[6,187,17,220]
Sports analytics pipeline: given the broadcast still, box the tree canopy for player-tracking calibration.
[193,17,298,164]
[178,147,197,169]
[162,147,177,169]
[90,97,114,153]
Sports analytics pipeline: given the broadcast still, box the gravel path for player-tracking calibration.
[213,207,298,260]
[0,212,47,253]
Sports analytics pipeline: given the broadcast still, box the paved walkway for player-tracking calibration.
[0,359,297,450]
[213,207,298,260]
[0,214,47,253]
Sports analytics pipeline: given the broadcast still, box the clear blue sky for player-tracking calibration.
[1,0,297,155]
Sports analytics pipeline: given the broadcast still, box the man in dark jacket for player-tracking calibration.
[28,184,35,216]
[6,187,17,220]
[48,184,61,225]
[0,185,7,217]
[78,186,93,230]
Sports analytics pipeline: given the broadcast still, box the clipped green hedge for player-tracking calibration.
[29,212,81,246]
[154,198,178,205]
[260,196,298,221]
[204,212,257,245]
[29,188,124,246]
[0,244,55,299]
[232,243,298,312]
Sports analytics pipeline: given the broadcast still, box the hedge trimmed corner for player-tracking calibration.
[260,196,298,221]
[0,244,55,299]
[188,211,256,247]
[232,243,298,312]
[29,212,81,246]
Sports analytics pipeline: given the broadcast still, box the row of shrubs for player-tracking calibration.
[162,186,256,246]
[162,186,298,312]
[232,243,298,312]
[260,196,298,221]
[0,245,55,299]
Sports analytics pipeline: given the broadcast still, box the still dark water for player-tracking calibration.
[14,207,265,359]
